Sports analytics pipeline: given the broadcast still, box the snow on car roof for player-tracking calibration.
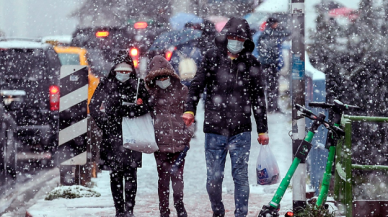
[41,35,72,44]
[0,39,50,49]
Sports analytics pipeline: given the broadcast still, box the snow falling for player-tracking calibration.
[1,0,388,217]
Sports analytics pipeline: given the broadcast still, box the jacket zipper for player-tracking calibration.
[169,105,175,153]
[231,59,238,83]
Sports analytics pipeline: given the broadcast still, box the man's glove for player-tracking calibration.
[258,133,269,145]
[182,112,195,126]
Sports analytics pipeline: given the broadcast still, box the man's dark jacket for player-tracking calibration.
[89,51,150,170]
[185,17,268,136]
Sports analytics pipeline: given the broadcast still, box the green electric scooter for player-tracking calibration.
[258,102,347,217]
[308,100,360,207]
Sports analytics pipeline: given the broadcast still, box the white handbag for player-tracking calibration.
[122,78,158,154]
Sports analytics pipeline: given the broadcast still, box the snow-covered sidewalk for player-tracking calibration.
[25,101,294,217]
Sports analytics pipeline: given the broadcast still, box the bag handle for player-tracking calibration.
[134,78,140,104]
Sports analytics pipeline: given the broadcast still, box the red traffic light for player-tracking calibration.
[130,48,139,57]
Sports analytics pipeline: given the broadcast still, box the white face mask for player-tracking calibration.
[227,39,245,54]
[155,77,171,89]
[115,72,130,83]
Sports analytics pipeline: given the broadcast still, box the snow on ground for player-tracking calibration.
[23,100,294,217]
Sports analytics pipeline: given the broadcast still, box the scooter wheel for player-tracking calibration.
[258,204,280,217]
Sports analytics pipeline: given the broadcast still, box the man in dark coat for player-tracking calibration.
[182,17,269,217]
[89,50,150,217]
[257,17,290,113]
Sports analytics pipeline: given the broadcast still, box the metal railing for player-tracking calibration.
[334,115,388,217]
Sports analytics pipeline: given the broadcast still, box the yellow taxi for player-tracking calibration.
[51,45,100,113]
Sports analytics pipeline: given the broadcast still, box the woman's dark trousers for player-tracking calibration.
[110,168,137,217]
[154,151,187,217]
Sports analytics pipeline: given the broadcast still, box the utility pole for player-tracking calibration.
[290,0,306,213]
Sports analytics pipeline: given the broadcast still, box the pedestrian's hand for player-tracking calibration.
[182,113,195,126]
[258,133,269,145]
[136,98,143,105]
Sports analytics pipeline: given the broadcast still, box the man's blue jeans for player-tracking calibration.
[205,132,251,217]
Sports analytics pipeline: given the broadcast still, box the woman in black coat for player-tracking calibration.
[89,51,150,217]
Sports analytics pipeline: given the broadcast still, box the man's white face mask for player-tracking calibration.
[115,72,131,83]
[227,39,245,54]
[156,77,171,89]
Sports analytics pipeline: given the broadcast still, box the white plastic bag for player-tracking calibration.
[122,113,159,154]
[256,145,280,185]
[121,78,158,154]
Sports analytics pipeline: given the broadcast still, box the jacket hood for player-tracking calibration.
[145,55,181,88]
[107,50,137,80]
[215,17,255,53]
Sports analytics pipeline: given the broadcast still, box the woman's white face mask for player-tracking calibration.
[115,72,131,83]
[156,77,171,89]
[227,39,245,54]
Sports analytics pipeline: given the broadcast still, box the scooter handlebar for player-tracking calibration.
[308,102,333,109]
[344,104,361,110]
[295,104,315,117]
[309,100,361,111]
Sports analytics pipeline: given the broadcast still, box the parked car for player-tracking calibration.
[0,38,61,168]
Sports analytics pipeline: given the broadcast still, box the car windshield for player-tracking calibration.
[57,53,80,65]
[0,48,46,80]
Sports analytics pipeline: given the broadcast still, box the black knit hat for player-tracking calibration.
[114,49,134,65]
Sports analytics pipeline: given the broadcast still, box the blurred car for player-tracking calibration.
[70,19,169,79]
[0,38,61,167]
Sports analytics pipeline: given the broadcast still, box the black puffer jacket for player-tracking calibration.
[185,17,268,136]
[90,51,150,170]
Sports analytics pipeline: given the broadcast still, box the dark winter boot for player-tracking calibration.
[124,168,137,217]
[115,213,125,217]
[212,213,225,217]
[124,213,135,217]
[176,208,187,217]
[111,172,125,217]
[174,200,187,217]
[160,208,170,217]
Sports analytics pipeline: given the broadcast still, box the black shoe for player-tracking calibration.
[176,207,187,217]
[212,214,225,217]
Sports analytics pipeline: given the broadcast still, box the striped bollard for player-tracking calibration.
[57,66,90,186]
